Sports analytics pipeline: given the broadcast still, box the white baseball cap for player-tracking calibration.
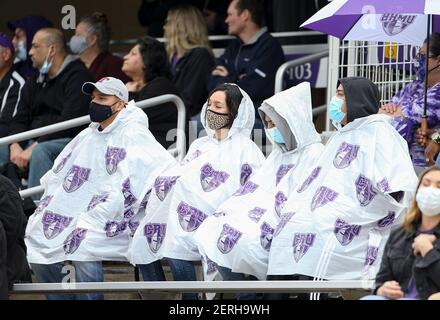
[82,77,129,103]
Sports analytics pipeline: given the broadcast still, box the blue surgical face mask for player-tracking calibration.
[328,96,346,124]
[416,54,427,80]
[39,49,53,75]
[267,127,285,144]
[16,40,27,61]
[69,35,88,54]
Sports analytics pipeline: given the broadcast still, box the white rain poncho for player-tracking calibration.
[129,85,265,268]
[267,114,418,280]
[194,82,324,280]
[25,101,176,264]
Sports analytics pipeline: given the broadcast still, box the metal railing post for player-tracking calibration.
[274,50,329,94]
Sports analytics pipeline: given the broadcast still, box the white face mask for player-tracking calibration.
[416,186,440,217]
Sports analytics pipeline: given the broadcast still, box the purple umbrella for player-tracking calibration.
[301,0,440,130]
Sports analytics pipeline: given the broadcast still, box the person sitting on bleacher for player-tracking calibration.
[0,33,25,165]
[7,28,93,200]
[129,83,265,300]
[379,33,440,169]
[122,36,180,149]
[0,174,31,300]
[7,15,52,79]
[25,77,176,300]
[267,77,418,299]
[207,0,285,128]
[194,82,324,300]
[362,166,440,300]
[70,12,130,83]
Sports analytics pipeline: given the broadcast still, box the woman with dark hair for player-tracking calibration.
[362,166,440,300]
[70,12,130,82]
[129,84,265,300]
[380,33,440,169]
[122,36,180,148]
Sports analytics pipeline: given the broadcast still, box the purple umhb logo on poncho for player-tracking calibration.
[333,142,360,169]
[63,228,87,254]
[274,212,295,237]
[154,176,179,201]
[364,246,379,266]
[105,146,127,175]
[53,152,72,174]
[260,222,275,251]
[240,163,253,186]
[276,164,295,186]
[377,211,396,228]
[355,175,377,207]
[293,233,316,263]
[217,224,242,254]
[104,221,127,237]
[381,14,417,36]
[87,193,109,211]
[233,181,259,196]
[35,195,53,215]
[376,178,391,193]
[201,255,217,275]
[248,207,266,223]
[274,191,288,217]
[311,186,338,212]
[144,223,167,253]
[200,164,229,192]
[122,178,137,208]
[333,218,361,246]
[297,167,321,193]
[177,202,207,232]
[63,165,91,193]
[41,211,73,240]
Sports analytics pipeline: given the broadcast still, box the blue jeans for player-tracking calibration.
[31,261,104,300]
[167,258,198,300]
[217,266,258,300]
[436,153,440,166]
[138,261,166,281]
[29,138,71,199]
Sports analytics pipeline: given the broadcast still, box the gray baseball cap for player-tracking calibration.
[82,77,129,103]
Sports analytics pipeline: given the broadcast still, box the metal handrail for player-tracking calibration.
[110,31,324,46]
[0,94,186,199]
[12,280,374,295]
[274,50,329,93]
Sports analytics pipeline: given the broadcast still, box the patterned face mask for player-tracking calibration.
[205,109,230,130]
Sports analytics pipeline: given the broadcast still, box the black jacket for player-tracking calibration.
[173,47,215,119]
[374,223,440,300]
[208,29,285,109]
[0,70,25,137]
[9,56,93,142]
[0,174,31,299]
[129,76,180,149]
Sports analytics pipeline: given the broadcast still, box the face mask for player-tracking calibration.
[329,96,346,124]
[416,54,427,80]
[17,40,27,61]
[89,100,119,123]
[70,35,88,54]
[416,186,440,217]
[267,127,285,144]
[39,49,53,75]
[415,54,440,80]
[205,109,230,130]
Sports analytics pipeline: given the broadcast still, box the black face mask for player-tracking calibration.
[89,100,119,123]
